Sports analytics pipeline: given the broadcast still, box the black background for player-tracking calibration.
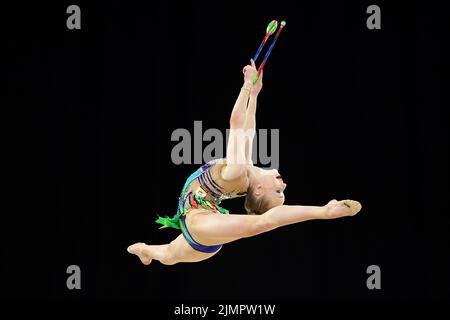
[3,1,449,301]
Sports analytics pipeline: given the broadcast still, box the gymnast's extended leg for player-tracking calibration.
[185,199,362,246]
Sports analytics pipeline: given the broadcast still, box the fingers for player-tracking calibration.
[243,65,252,74]
[243,66,258,80]
[243,59,258,74]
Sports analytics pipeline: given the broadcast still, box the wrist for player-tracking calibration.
[241,81,253,93]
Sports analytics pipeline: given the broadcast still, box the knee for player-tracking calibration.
[159,242,177,266]
[160,258,177,266]
[247,214,275,237]
[160,254,177,265]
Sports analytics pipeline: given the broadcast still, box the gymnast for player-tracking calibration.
[127,59,362,266]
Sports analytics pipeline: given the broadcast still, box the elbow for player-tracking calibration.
[229,116,244,129]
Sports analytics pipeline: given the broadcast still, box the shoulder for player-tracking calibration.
[218,159,250,182]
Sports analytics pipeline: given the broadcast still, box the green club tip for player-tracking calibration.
[266,20,278,35]
[281,21,286,27]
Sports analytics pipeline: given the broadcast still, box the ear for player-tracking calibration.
[254,184,264,197]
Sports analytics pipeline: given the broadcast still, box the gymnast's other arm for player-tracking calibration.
[222,60,259,180]
[243,59,262,166]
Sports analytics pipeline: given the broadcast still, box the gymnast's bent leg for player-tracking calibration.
[127,233,217,266]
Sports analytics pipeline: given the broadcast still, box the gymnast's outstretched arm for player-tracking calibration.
[243,59,262,166]
[222,61,259,179]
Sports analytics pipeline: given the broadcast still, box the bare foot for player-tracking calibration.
[325,199,362,218]
[127,243,152,265]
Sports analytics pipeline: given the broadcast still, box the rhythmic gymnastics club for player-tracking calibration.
[253,20,286,84]
[253,20,278,62]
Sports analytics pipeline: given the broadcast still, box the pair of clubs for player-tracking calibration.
[244,20,286,84]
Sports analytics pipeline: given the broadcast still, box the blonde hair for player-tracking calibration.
[244,184,272,215]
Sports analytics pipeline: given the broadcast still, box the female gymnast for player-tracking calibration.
[127,60,362,266]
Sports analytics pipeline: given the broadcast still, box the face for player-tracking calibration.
[248,167,287,209]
